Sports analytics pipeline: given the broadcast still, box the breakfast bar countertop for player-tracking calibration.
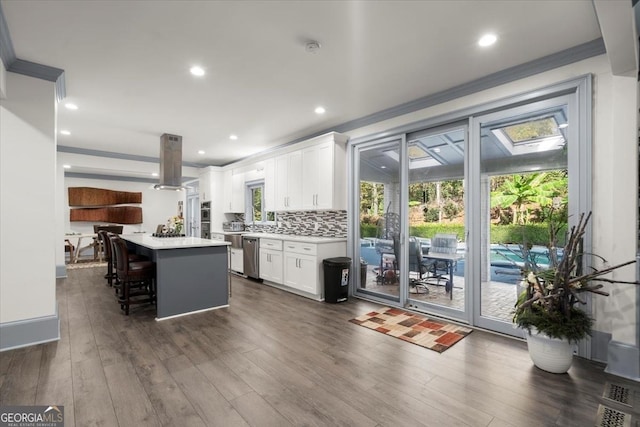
[241,232,347,244]
[121,234,230,250]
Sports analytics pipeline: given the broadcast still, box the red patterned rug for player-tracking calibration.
[349,307,473,353]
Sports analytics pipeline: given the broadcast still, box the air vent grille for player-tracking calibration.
[595,405,632,427]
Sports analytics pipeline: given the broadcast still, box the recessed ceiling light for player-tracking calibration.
[229,134,238,140]
[65,103,78,110]
[190,66,205,76]
[380,165,387,169]
[433,148,441,153]
[198,150,205,155]
[315,106,326,114]
[478,33,497,47]
[63,164,71,169]
[152,172,158,177]
[60,130,71,135]
[558,123,569,129]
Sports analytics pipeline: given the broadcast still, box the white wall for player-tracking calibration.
[1,72,57,323]
[343,54,638,345]
[592,73,638,344]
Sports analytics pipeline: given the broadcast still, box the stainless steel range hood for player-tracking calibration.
[154,133,184,190]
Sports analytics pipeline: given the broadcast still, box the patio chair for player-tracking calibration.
[423,233,458,293]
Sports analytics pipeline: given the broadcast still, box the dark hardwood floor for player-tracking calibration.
[0,266,632,426]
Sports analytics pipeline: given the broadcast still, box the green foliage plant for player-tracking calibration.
[513,212,639,342]
[491,172,567,225]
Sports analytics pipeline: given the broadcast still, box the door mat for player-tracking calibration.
[349,307,472,353]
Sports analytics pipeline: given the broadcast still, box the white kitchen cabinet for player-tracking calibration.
[223,170,245,213]
[259,238,283,284]
[199,166,223,203]
[253,235,346,301]
[264,158,275,212]
[283,240,320,295]
[259,248,283,284]
[199,172,211,202]
[283,251,317,294]
[230,247,244,273]
[274,151,302,211]
[302,138,346,210]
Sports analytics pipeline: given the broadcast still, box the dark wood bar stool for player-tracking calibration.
[100,231,147,287]
[111,237,156,315]
[97,230,116,286]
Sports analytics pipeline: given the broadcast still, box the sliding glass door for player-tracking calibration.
[471,96,572,336]
[355,136,405,303]
[350,76,590,340]
[404,124,468,320]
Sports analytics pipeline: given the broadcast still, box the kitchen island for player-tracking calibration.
[121,234,230,320]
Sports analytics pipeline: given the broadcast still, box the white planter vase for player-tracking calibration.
[525,329,573,374]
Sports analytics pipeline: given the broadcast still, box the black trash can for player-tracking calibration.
[323,257,351,303]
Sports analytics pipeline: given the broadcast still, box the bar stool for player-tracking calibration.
[102,232,147,287]
[111,237,156,315]
[105,231,149,295]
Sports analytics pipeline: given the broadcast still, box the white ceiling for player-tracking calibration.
[2,1,604,169]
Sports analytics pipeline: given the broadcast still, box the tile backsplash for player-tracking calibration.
[245,210,347,238]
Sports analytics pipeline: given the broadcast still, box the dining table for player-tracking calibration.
[65,233,100,263]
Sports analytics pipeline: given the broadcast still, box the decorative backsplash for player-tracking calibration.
[245,210,347,238]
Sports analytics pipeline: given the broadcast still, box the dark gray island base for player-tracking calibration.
[121,235,230,320]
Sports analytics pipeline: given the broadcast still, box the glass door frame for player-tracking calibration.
[348,75,592,351]
[349,134,409,307]
[469,84,592,349]
[404,122,470,323]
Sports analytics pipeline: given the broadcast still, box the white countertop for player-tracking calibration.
[210,230,246,235]
[122,234,230,250]
[241,232,347,244]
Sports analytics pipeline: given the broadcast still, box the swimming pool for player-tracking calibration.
[358,240,560,285]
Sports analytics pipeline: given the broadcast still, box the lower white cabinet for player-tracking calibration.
[255,235,346,301]
[283,251,317,294]
[259,248,283,284]
[230,247,243,273]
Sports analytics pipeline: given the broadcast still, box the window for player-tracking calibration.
[246,180,275,223]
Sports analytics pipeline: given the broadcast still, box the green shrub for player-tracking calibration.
[490,224,563,246]
[423,207,439,222]
[361,221,565,246]
[409,224,465,239]
[360,223,378,238]
[443,201,460,219]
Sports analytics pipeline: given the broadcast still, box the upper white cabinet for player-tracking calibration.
[199,167,220,202]
[264,158,275,212]
[273,133,347,212]
[302,140,346,210]
[223,170,245,213]
[275,150,302,211]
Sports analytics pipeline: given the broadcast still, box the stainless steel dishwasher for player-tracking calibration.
[243,236,260,280]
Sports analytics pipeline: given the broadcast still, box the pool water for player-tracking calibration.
[359,241,560,285]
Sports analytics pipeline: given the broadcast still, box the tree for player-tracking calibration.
[360,181,384,217]
[491,172,567,225]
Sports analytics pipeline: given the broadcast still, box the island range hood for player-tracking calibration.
[154,133,185,190]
